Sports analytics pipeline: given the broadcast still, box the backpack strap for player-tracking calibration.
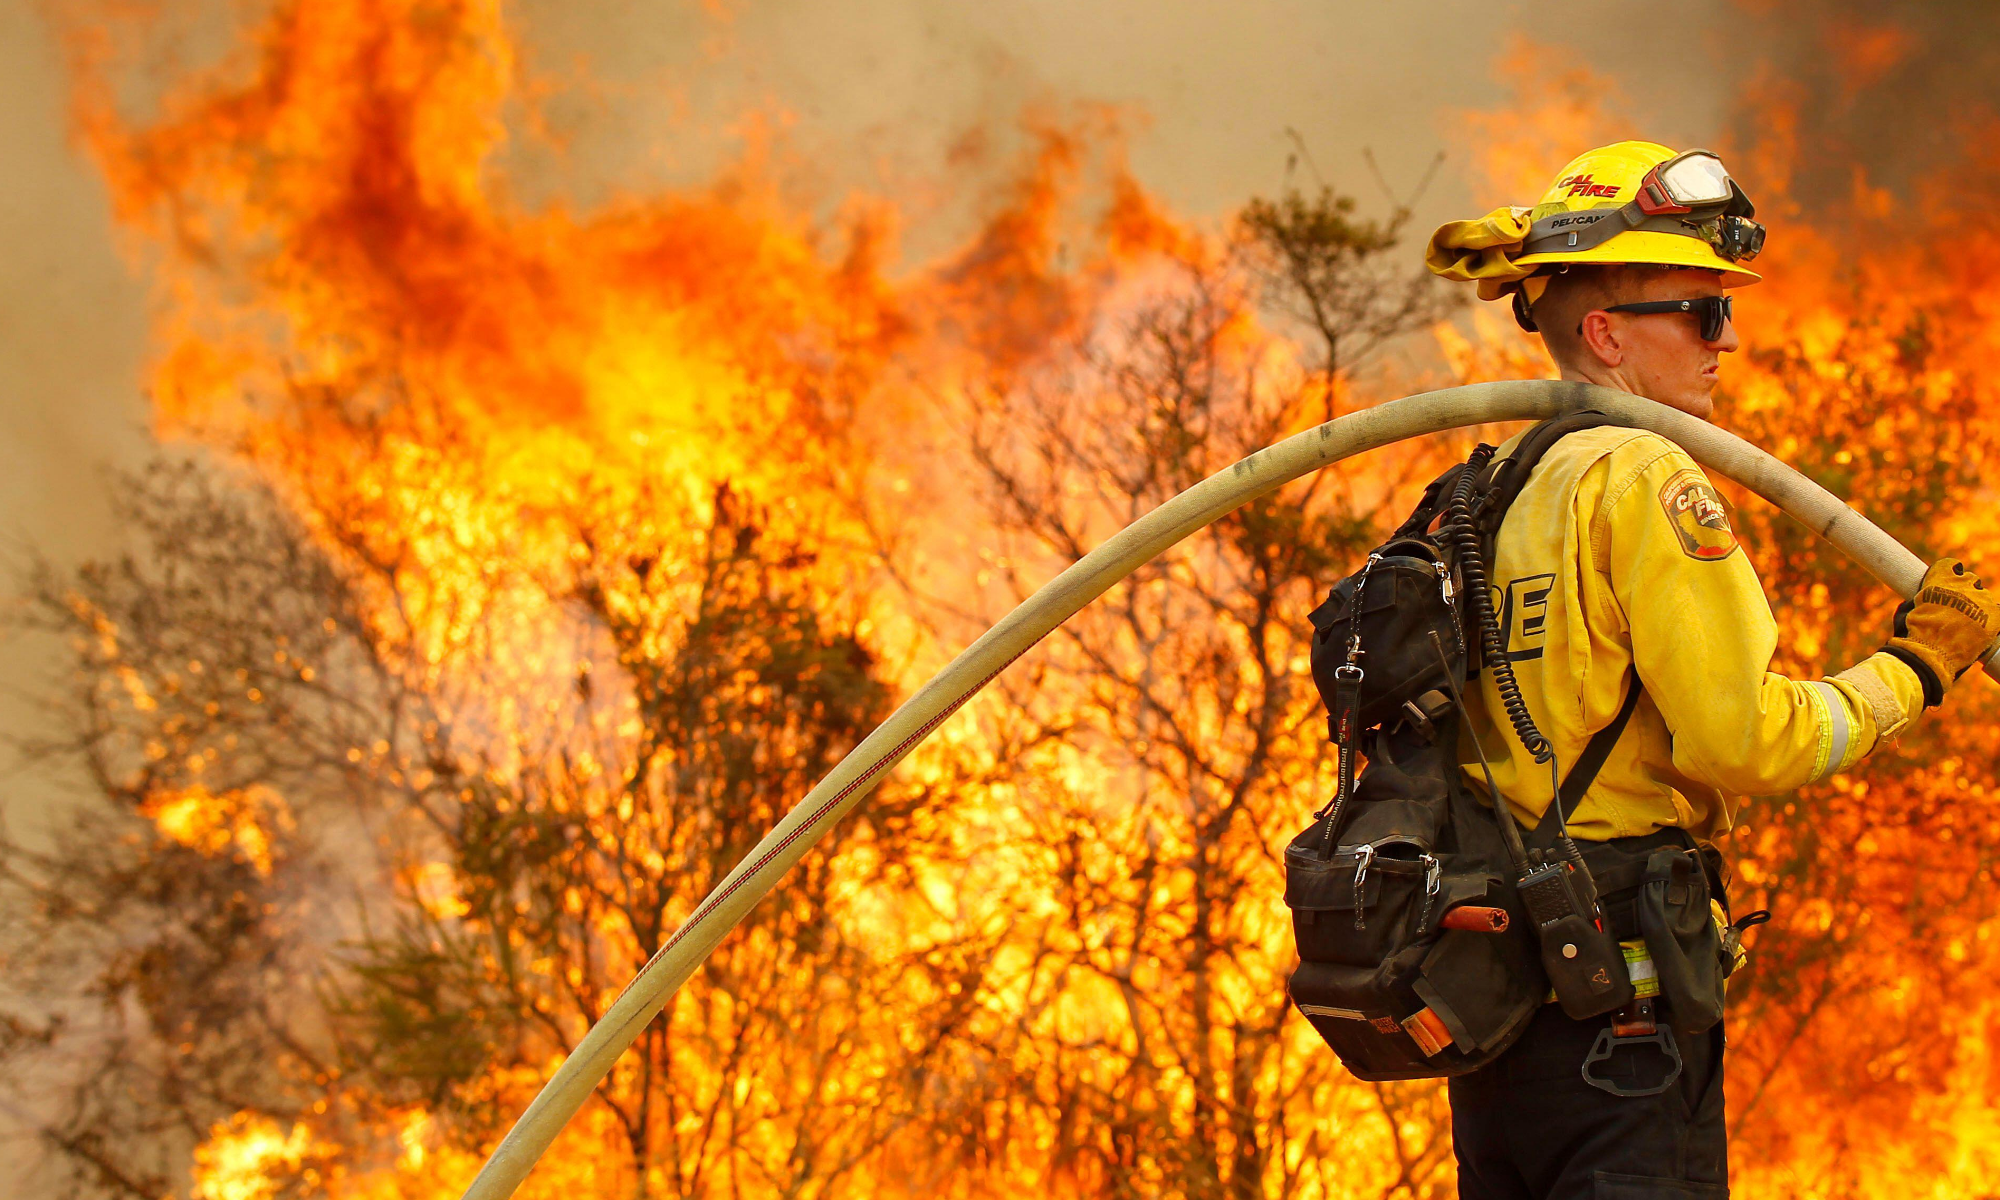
[1531,668,1644,846]
[1390,462,1469,539]
[1468,407,1641,848]
[1470,415,1627,649]
[1392,410,1622,543]
[1473,409,1623,552]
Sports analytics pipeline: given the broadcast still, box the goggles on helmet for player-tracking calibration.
[1635,151,1738,215]
[1604,295,1734,342]
[1519,149,1765,263]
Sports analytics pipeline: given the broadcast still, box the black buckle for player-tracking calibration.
[1581,1026,1682,1098]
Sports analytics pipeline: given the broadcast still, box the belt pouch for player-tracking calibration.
[1636,846,1727,1035]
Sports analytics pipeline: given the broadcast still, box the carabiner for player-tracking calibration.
[1417,852,1441,931]
[1433,559,1455,605]
[1351,842,1375,930]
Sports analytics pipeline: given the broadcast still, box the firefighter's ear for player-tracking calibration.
[1577,309,1624,367]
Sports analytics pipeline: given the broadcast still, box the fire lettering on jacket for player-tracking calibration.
[1657,468,1739,561]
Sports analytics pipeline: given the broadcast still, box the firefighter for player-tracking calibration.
[1424,140,1999,1197]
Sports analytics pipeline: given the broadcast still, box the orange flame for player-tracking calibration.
[41,2,2000,1198]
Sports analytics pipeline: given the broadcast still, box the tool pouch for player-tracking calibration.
[1284,728,1546,1081]
[1287,826,1439,967]
[1636,846,1727,1036]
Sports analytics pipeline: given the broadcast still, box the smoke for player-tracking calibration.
[490,0,1739,253]
[1722,0,2000,206]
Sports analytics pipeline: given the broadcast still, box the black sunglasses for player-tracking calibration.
[1600,295,1734,342]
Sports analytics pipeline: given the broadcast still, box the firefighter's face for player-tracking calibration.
[1577,268,1740,419]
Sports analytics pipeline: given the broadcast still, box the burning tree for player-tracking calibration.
[2,442,1003,1197]
[1,162,1460,1200]
[918,193,1461,1199]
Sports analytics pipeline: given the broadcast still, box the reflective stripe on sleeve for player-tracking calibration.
[1807,680,1852,780]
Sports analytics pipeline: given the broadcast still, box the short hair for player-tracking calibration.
[1529,264,1712,366]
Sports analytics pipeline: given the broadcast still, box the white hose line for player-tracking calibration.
[460,378,1996,1200]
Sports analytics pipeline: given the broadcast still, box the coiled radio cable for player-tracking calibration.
[1442,445,1552,765]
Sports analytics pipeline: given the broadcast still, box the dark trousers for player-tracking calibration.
[1448,1004,1728,1199]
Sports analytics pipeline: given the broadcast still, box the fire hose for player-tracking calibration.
[459,378,1999,1199]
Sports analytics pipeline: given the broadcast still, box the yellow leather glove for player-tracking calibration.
[1885,558,1999,706]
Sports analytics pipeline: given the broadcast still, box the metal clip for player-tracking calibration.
[1581,1026,1682,1098]
[1434,560,1455,605]
[1418,853,1441,930]
[1346,553,1383,664]
[1351,842,1375,930]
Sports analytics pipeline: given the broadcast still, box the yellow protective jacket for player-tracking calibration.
[1459,424,1929,841]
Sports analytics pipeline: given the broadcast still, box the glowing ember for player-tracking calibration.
[192,1114,318,1200]
[141,784,292,877]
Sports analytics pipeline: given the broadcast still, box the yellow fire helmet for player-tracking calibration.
[1427,141,1765,320]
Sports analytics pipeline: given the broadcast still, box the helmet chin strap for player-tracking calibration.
[1510,268,1574,332]
[456,379,1996,1200]
[1513,288,1540,333]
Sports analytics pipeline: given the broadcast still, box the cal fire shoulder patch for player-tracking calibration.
[1657,468,1739,561]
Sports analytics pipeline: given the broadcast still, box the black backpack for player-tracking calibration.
[1285,412,1643,1081]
